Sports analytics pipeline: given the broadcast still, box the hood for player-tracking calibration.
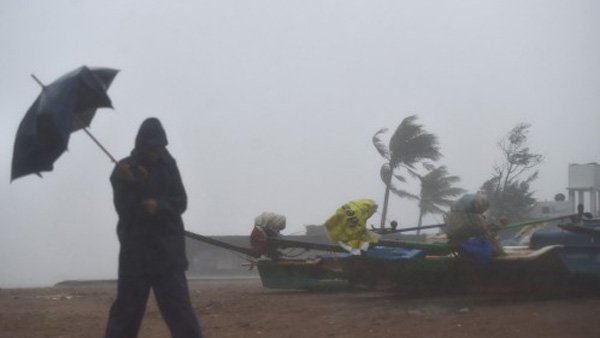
[135,117,168,149]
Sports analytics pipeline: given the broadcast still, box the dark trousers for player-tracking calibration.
[105,270,202,338]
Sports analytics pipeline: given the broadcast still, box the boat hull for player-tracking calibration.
[257,246,600,294]
[256,257,351,291]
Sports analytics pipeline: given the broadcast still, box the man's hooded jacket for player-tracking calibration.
[110,118,188,275]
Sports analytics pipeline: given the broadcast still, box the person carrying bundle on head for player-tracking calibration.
[250,212,286,259]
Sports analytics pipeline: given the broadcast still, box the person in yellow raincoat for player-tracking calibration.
[324,199,379,255]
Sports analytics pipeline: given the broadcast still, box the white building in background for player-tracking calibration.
[527,200,572,219]
[568,163,600,216]
[526,162,599,219]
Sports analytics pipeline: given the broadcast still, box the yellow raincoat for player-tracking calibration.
[324,199,379,254]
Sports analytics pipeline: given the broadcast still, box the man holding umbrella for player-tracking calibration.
[105,117,202,338]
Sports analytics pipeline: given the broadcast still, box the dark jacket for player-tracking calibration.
[111,118,188,276]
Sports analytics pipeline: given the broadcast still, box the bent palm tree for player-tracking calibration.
[373,115,441,228]
[417,166,466,234]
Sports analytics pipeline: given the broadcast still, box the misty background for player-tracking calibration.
[1,1,598,287]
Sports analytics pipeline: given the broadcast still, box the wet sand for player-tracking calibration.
[1,278,599,337]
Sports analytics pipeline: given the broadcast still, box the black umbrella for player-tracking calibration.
[11,66,119,181]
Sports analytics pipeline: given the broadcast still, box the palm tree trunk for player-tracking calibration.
[379,186,391,228]
[416,210,424,235]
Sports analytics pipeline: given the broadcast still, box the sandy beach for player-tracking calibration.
[1,278,600,338]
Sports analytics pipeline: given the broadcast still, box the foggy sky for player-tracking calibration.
[1,0,599,287]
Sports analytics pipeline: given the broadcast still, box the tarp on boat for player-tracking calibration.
[364,246,424,260]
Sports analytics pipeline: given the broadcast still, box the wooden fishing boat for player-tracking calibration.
[248,244,600,294]
[185,215,600,294]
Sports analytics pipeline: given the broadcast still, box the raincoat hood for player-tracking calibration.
[135,117,168,149]
[131,117,174,164]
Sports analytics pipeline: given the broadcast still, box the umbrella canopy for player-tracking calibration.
[11,66,119,181]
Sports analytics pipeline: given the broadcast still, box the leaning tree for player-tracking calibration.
[480,123,543,221]
[373,115,441,228]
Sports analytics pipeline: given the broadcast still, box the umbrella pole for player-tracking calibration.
[79,126,118,164]
[73,116,117,164]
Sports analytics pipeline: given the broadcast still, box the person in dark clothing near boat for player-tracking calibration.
[445,194,504,262]
[104,118,202,338]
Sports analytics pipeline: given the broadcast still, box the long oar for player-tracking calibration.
[371,223,445,234]
[558,223,600,237]
[184,231,260,258]
[377,212,581,235]
[502,213,581,231]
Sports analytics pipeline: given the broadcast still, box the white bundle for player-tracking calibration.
[254,212,286,233]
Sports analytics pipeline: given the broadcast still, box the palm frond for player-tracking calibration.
[418,165,466,216]
[393,173,407,183]
[389,115,441,168]
[442,187,467,197]
[380,163,408,185]
[372,128,390,160]
[405,167,421,179]
[422,162,436,171]
[389,184,419,200]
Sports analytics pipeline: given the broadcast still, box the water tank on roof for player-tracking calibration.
[568,163,600,189]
